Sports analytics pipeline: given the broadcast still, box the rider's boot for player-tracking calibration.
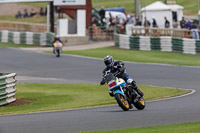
[133,86,144,97]
[128,79,144,97]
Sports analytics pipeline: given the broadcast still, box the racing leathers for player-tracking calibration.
[100,61,144,97]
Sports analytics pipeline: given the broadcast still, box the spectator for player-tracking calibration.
[115,16,120,25]
[40,7,44,16]
[185,20,192,30]
[164,17,170,28]
[143,17,151,27]
[128,14,136,24]
[99,6,105,25]
[173,21,178,28]
[16,10,22,18]
[144,17,151,35]
[152,17,158,27]
[122,18,127,31]
[191,22,197,29]
[124,12,130,23]
[108,12,115,26]
[180,17,186,29]
[30,9,36,17]
[23,9,29,18]
[135,17,142,26]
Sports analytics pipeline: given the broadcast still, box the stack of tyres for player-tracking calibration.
[8,32,14,43]
[195,40,200,54]
[183,38,196,55]
[46,32,55,47]
[13,32,20,44]
[160,36,172,52]
[129,36,139,50]
[151,37,161,50]
[20,32,26,44]
[119,34,130,49]
[114,33,120,47]
[140,36,151,51]
[33,33,41,46]
[172,38,183,52]
[0,73,17,106]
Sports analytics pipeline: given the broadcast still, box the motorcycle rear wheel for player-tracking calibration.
[115,93,129,111]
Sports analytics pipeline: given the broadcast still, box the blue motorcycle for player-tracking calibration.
[102,70,145,111]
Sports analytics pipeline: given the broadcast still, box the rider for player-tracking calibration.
[52,35,63,53]
[100,55,143,97]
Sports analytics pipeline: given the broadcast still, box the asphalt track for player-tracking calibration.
[0,47,200,133]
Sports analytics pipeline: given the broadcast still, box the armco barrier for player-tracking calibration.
[0,73,17,106]
[114,34,200,55]
[0,30,55,46]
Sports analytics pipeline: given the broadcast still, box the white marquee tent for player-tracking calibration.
[141,1,184,28]
[168,4,184,22]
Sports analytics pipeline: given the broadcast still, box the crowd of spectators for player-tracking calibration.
[97,7,144,33]
[179,17,197,30]
[96,6,199,34]
[16,7,47,18]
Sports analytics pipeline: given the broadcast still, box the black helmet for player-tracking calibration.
[104,55,114,67]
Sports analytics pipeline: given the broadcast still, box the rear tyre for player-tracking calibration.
[133,97,145,110]
[115,93,129,111]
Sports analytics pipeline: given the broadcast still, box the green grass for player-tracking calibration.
[0,15,47,23]
[0,0,196,24]
[19,0,198,15]
[0,42,39,48]
[92,0,198,14]
[21,2,48,8]
[0,83,188,115]
[83,122,200,133]
[62,47,200,66]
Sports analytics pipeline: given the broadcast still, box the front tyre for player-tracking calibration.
[133,97,145,110]
[115,93,129,111]
[56,49,60,57]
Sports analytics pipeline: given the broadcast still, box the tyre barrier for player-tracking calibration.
[0,73,17,106]
[114,33,200,55]
[0,30,55,46]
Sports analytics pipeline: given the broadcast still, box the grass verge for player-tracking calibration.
[0,42,40,48]
[62,47,200,67]
[0,83,189,115]
[21,2,48,8]
[83,122,200,133]
[0,15,47,23]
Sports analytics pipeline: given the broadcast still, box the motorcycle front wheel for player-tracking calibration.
[56,49,60,57]
[133,97,145,110]
[115,93,129,111]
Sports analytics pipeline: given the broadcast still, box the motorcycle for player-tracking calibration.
[53,41,63,57]
[102,70,145,111]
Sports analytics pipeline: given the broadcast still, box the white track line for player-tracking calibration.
[146,85,196,103]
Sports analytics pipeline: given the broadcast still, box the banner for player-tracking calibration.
[54,0,86,6]
[0,0,52,3]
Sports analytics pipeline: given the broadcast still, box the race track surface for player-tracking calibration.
[0,47,200,133]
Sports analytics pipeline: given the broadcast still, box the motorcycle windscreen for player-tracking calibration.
[104,73,115,83]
